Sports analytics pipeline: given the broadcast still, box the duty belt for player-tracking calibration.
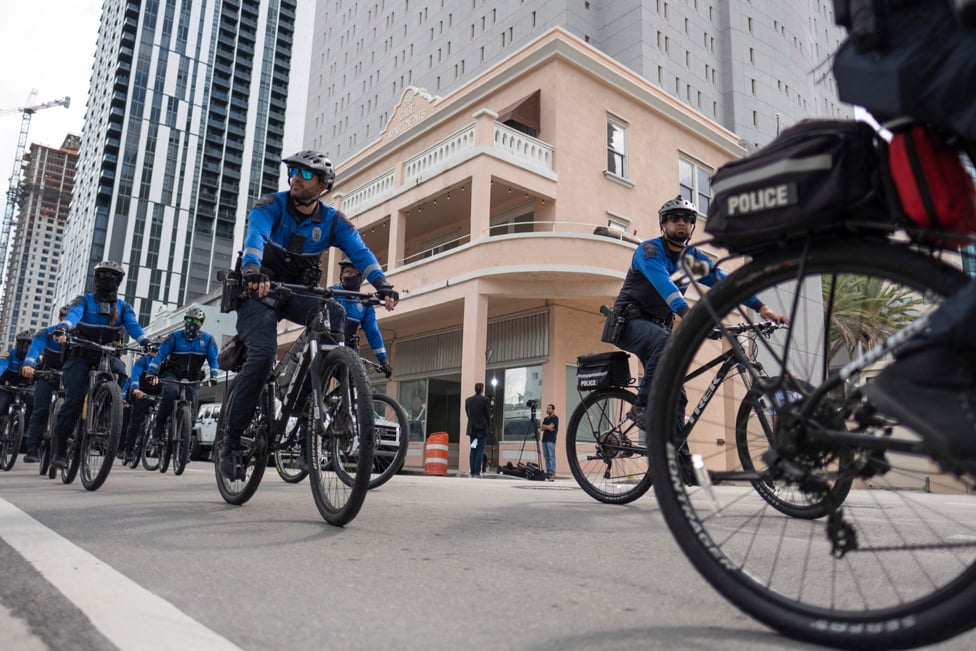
[623,304,673,330]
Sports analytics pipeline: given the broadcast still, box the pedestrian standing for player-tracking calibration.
[541,403,558,481]
[465,382,491,478]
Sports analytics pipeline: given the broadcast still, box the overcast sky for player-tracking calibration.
[0,1,310,200]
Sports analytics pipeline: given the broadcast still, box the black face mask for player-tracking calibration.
[184,323,201,339]
[341,274,362,291]
[93,273,120,302]
[15,342,29,358]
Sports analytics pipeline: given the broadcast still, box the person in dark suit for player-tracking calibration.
[465,382,492,477]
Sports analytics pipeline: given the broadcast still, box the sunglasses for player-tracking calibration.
[185,317,202,326]
[287,167,318,181]
[664,213,697,224]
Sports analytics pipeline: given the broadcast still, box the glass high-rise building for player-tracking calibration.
[57,0,297,322]
[0,135,80,343]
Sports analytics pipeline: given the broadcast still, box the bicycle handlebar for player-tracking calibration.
[269,281,385,306]
[65,336,144,356]
[708,321,789,340]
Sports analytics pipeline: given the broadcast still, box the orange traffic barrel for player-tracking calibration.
[424,432,449,476]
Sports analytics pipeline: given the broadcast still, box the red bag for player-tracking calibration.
[888,125,976,246]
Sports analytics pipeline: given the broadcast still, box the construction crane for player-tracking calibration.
[0,89,71,294]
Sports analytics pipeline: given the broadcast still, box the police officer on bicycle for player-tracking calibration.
[0,331,35,430]
[120,340,163,466]
[332,259,393,378]
[610,196,787,478]
[20,305,70,462]
[220,150,398,480]
[50,260,151,469]
[144,307,219,456]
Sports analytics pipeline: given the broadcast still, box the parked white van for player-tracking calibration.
[191,403,221,460]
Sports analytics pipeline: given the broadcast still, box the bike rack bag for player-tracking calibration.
[576,352,631,392]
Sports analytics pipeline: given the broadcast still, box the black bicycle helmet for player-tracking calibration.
[281,150,335,192]
[93,260,125,281]
[15,329,32,343]
[658,195,699,223]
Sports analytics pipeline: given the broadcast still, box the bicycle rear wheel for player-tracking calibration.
[308,346,374,526]
[364,393,409,489]
[40,396,62,477]
[565,388,651,504]
[171,403,192,476]
[648,239,976,650]
[214,384,270,506]
[61,427,80,484]
[80,382,123,491]
[140,407,161,471]
[159,416,173,474]
[274,403,309,484]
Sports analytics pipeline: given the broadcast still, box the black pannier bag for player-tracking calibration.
[705,119,890,254]
[577,352,631,392]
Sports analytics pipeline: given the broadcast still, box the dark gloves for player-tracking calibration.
[143,340,157,355]
[379,360,393,379]
[372,278,399,302]
[52,328,67,339]
[244,271,270,297]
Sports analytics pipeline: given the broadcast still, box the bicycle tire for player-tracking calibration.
[308,346,374,526]
[214,384,270,506]
[159,416,173,474]
[80,382,123,491]
[141,407,161,471]
[734,377,854,519]
[40,396,62,477]
[0,410,24,471]
[565,388,651,504]
[171,403,192,476]
[364,393,409,489]
[648,239,976,650]
[274,405,309,484]
[61,427,80,484]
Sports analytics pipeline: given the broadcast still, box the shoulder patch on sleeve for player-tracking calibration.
[640,240,659,259]
[253,193,276,210]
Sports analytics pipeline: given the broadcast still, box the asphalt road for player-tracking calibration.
[1,460,974,651]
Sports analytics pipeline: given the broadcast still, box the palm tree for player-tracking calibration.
[824,275,926,360]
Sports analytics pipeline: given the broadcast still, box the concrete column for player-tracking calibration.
[469,109,497,243]
[459,286,488,475]
[388,210,405,270]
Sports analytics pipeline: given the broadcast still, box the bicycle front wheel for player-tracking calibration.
[0,410,24,471]
[308,346,374,526]
[171,403,192,476]
[565,388,651,504]
[140,408,161,471]
[80,382,123,491]
[40,396,63,477]
[648,239,976,650]
[61,427,81,484]
[365,393,409,489]
[159,416,173,474]
[274,403,309,484]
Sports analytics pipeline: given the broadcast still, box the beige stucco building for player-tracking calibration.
[314,27,743,475]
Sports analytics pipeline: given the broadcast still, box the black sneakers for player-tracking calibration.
[219,447,246,481]
[863,347,976,474]
[23,448,39,463]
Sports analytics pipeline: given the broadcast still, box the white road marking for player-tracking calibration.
[0,497,242,651]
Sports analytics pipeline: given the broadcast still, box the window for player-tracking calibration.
[606,118,627,178]
[679,157,713,216]
[499,365,542,442]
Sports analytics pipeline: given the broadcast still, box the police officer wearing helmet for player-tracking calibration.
[143,307,219,465]
[332,259,393,378]
[120,335,167,466]
[0,331,36,433]
[50,260,151,469]
[20,305,70,462]
[610,196,787,480]
[222,150,399,480]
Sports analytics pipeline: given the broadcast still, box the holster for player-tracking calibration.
[600,306,628,344]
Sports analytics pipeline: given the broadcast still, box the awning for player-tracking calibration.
[496,89,540,132]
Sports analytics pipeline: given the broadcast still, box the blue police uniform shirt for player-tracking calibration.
[330,283,387,360]
[148,330,220,380]
[0,346,28,377]
[242,191,386,287]
[24,324,65,369]
[122,355,152,395]
[58,294,148,346]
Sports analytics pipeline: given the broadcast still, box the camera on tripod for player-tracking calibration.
[525,399,539,409]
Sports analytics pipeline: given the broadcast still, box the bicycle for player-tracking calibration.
[135,395,163,470]
[647,232,976,648]
[57,336,139,491]
[154,377,203,475]
[31,368,63,477]
[0,383,32,471]
[567,321,840,512]
[213,279,379,526]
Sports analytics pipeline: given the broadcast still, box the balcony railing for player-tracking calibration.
[343,120,556,218]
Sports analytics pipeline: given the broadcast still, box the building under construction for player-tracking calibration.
[0,135,80,343]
